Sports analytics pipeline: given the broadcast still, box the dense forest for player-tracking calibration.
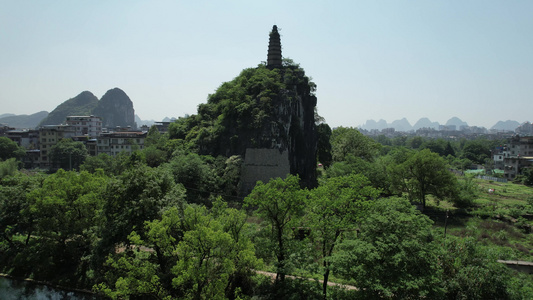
[2,64,533,299]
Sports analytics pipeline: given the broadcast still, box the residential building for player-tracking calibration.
[38,125,76,167]
[495,136,533,180]
[65,115,103,138]
[4,129,40,149]
[97,131,147,156]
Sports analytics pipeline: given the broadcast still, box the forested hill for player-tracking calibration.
[0,111,48,129]
[37,88,136,128]
[169,60,318,188]
[39,91,99,126]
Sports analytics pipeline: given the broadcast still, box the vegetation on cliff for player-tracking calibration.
[39,91,99,126]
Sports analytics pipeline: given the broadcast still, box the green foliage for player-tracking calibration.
[439,237,516,299]
[97,202,260,299]
[0,137,26,161]
[49,138,88,170]
[0,158,19,178]
[245,175,306,281]
[80,153,115,174]
[330,127,381,163]
[521,167,533,186]
[165,153,217,205]
[332,197,443,299]
[39,91,99,126]
[1,170,108,286]
[97,164,185,260]
[326,155,393,196]
[460,139,493,165]
[454,176,478,207]
[316,123,332,168]
[95,247,171,300]
[306,174,379,298]
[393,149,458,209]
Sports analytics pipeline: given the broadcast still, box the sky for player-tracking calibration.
[1,0,532,129]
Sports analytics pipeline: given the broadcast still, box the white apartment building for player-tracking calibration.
[65,115,103,138]
[97,131,146,156]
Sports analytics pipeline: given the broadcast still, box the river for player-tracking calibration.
[0,277,99,300]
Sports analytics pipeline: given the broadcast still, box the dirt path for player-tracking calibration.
[254,270,357,290]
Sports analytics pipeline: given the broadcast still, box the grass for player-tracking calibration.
[426,178,533,260]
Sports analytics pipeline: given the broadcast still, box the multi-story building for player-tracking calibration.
[4,129,40,149]
[65,115,102,138]
[495,136,533,180]
[38,125,76,167]
[97,131,147,156]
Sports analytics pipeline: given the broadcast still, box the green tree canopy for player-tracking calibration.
[394,149,458,209]
[0,137,25,161]
[306,173,379,298]
[332,197,443,299]
[244,175,306,282]
[49,138,88,170]
[330,127,381,162]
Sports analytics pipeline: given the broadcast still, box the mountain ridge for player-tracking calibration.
[359,117,528,132]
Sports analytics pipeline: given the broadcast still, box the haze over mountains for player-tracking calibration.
[0,88,527,132]
[360,117,523,132]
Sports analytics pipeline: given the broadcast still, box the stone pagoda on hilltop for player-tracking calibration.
[267,25,282,68]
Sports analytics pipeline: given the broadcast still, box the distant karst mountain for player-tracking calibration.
[390,118,412,132]
[37,88,135,129]
[361,119,388,130]
[0,111,49,129]
[445,117,468,128]
[412,117,439,130]
[93,88,136,128]
[361,117,471,132]
[39,91,99,126]
[491,120,521,131]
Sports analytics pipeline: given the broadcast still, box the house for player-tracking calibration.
[65,115,103,138]
[495,135,533,180]
[38,125,76,167]
[97,131,147,156]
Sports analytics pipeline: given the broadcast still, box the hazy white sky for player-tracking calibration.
[1,1,532,128]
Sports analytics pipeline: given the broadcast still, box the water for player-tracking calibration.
[0,277,98,300]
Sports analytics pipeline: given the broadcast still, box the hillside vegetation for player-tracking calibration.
[1,64,533,299]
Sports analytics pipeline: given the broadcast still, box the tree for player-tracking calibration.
[165,153,217,205]
[0,158,19,178]
[316,123,332,168]
[49,138,88,170]
[330,127,380,162]
[439,237,516,299]
[0,137,25,161]
[1,170,108,286]
[96,164,185,265]
[461,140,491,165]
[394,149,458,209]
[244,175,306,282]
[97,202,259,299]
[306,174,379,299]
[332,197,443,299]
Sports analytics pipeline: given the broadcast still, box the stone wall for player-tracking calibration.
[240,148,290,193]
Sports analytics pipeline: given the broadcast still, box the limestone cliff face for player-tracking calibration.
[93,88,136,128]
[182,26,318,189]
[195,63,318,189]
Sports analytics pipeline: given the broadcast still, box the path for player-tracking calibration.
[254,270,357,290]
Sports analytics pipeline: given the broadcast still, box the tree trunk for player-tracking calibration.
[276,225,285,282]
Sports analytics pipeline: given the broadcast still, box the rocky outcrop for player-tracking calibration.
[39,91,99,126]
[93,88,136,129]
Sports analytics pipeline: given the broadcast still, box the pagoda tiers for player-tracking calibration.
[267,25,282,68]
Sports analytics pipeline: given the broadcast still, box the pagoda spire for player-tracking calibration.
[267,25,282,68]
